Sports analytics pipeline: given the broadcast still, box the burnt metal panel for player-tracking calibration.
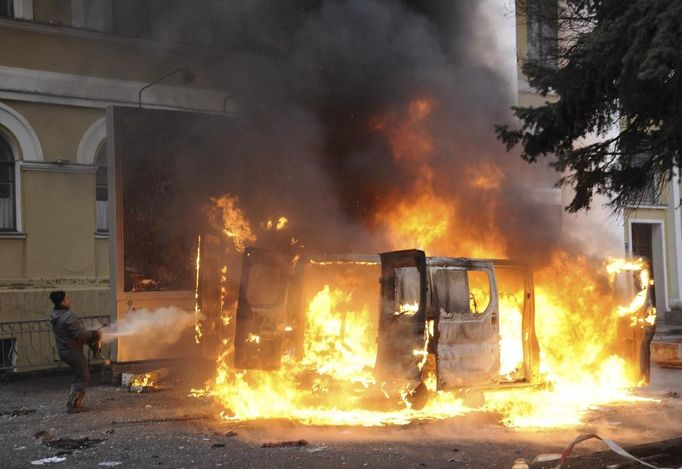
[375,249,427,382]
[430,261,500,389]
[233,247,294,369]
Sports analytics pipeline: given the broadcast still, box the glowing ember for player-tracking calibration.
[396,302,419,316]
[208,194,256,251]
[246,333,261,344]
[129,373,154,390]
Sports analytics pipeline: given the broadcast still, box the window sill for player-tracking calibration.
[95,232,109,239]
[0,232,27,239]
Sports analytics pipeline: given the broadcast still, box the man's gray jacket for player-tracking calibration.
[50,309,96,353]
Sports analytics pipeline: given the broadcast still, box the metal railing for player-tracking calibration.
[0,315,111,372]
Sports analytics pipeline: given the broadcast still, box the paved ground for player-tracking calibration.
[1,366,682,469]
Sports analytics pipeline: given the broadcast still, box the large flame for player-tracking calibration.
[192,99,657,429]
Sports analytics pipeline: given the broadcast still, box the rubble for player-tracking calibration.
[262,440,309,448]
[0,408,36,416]
[30,457,66,465]
[33,430,104,450]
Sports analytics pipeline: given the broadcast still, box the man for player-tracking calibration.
[49,291,100,413]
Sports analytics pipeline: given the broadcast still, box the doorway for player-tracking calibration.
[630,221,667,313]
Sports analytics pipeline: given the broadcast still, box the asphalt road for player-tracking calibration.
[1,366,682,469]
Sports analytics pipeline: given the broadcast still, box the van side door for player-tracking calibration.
[233,247,295,369]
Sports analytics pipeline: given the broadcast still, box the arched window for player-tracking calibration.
[95,141,108,233]
[0,134,15,231]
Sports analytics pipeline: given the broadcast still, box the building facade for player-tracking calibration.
[1,0,625,371]
[0,0,234,371]
[623,181,682,323]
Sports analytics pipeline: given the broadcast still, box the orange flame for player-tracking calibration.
[192,98,657,429]
[208,195,256,251]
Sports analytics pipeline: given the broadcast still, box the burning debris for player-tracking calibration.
[123,368,171,393]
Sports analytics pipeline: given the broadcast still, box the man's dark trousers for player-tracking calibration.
[59,348,90,409]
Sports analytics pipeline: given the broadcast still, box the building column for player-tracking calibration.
[666,167,682,319]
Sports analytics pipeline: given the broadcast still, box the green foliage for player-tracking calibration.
[497,0,682,212]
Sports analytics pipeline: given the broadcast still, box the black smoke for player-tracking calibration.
[122,0,565,271]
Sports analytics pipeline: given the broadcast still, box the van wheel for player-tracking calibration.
[408,381,429,410]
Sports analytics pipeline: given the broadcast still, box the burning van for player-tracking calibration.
[232,248,543,404]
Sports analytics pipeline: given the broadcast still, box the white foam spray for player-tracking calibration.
[101,307,201,345]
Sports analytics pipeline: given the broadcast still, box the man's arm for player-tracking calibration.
[64,312,96,343]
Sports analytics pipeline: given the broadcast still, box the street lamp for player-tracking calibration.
[138,68,195,109]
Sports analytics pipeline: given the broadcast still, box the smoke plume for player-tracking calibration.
[122,0,581,295]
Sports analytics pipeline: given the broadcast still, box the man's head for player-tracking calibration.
[49,291,69,309]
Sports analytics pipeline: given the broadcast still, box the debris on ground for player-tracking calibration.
[535,434,682,469]
[30,456,66,465]
[111,414,212,425]
[0,408,36,416]
[211,443,225,448]
[34,430,104,450]
[262,439,309,448]
[125,368,171,393]
[531,454,561,464]
[305,445,327,453]
[97,462,123,467]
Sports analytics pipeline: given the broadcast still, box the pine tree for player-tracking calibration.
[496,0,682,212]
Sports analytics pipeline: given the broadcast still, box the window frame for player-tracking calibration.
[95,140,108,234]
[429,266,496,321]
[0,134,17,232]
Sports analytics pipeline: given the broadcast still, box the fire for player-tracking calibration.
[371,98,507,258]
[606,257,651,317]
[265,216,289,231]
[129,373,153,390]
[194,284,410,426]
[396,302,419,316]
[208,194,256,251]
[498,293,524,379]
[486,252,656,428]
[194,235,202,344]
[191,97,658,430]
[192,253,654,428]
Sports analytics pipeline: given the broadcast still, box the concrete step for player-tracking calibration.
[666,309,682,326]
[652,339,682,366]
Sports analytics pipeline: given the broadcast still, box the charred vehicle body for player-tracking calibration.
[232,248,543,397]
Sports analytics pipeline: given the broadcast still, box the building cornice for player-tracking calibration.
[20,161,97,174]
[0,65,234,114]
[0,17,220,55]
